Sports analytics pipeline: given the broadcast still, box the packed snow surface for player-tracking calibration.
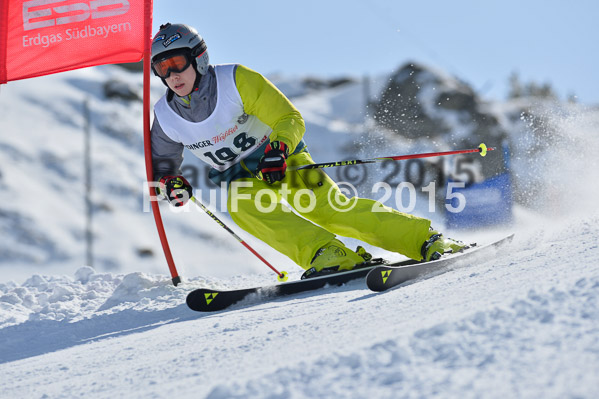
[1,217,598,398]
[1,66,599,398]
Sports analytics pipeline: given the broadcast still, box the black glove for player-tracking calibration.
[158,176,193,207]
[257,141,290,184]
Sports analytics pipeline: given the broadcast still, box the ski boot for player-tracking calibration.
[421,230,466,261]
[301,239,371,279]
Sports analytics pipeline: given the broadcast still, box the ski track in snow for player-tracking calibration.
[1,215,599,398]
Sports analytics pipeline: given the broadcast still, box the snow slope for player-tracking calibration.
[0,216,597,398]
[1,65,599,398]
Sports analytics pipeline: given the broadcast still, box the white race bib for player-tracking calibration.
[154,64,271,171]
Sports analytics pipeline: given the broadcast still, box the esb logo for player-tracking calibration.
[23,0,130,31]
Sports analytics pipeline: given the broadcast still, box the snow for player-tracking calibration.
[1,65,599,398]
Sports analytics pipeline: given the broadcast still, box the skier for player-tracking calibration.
[150,23,464,277]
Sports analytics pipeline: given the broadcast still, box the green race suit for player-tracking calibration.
[151,64,431,268]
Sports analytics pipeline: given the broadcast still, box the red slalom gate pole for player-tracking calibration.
[190,197,289,282]
[289,143,494,171]
[142,3,181,286]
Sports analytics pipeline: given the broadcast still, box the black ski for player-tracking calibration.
[186,260,412,312]
[186,234,514,312]
[365,234,515,292]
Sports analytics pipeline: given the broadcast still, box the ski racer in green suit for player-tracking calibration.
[150,23,464,276]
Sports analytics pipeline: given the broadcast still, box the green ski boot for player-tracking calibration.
[302,239,370,279]
[421,230,466,261]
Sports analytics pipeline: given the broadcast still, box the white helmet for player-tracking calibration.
[151,23,209,76]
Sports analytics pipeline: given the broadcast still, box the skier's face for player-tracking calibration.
[165,64,196,97]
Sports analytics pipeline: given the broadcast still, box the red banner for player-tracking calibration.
[0,0,151,83]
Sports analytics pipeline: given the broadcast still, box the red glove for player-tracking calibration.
[158,176,193,207]
[257,141,289,184]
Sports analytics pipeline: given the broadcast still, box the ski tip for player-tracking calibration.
[186,288,226,312]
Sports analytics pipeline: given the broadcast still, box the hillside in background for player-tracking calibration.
[1,62,598,398]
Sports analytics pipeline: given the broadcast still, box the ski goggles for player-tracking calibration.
[152,53,192,78]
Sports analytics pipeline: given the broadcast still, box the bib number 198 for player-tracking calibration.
[203,133,256,166]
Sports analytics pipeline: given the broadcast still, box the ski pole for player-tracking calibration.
[288,143,494,171]
[189,196,289,282]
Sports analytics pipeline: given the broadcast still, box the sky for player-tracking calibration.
[153,0,599,105]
